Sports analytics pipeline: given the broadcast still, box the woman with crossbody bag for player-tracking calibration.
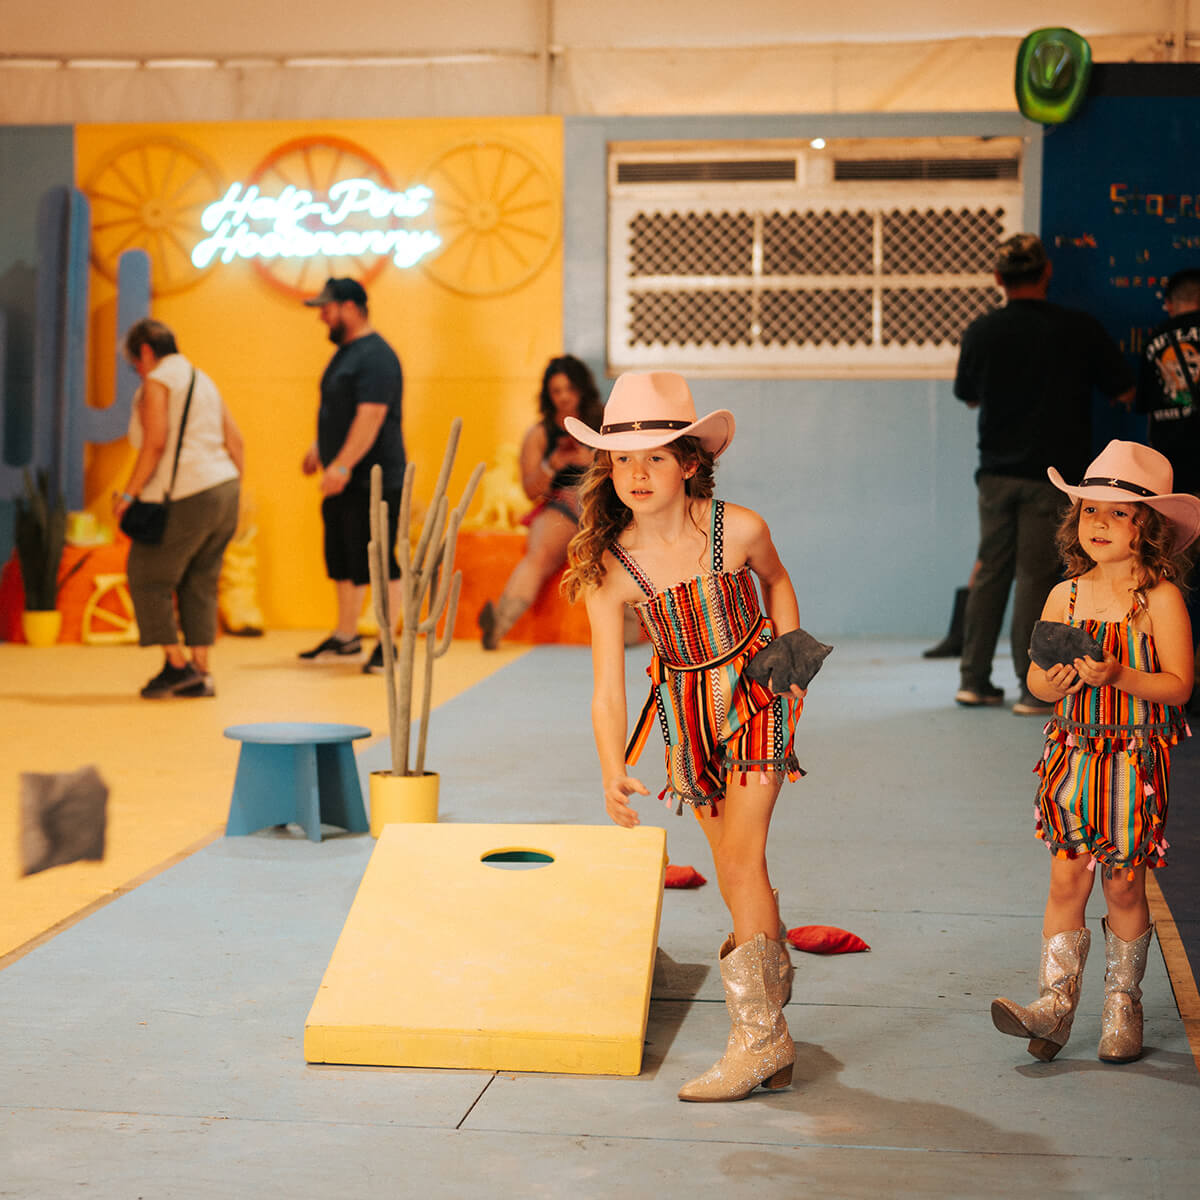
[112,319,243,698]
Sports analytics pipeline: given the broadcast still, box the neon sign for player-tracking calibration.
[191,179,442,270]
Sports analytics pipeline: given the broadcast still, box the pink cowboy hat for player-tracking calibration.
[1048,439,1200,550]
[564,371,734,458]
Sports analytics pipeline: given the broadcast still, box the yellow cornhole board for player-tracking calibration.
[304,822,667,1076]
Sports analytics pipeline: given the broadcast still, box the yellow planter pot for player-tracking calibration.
[22,610,63,647]
[369,771,439,836]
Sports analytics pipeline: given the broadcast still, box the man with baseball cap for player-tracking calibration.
[953,234,1135,713]
[298,277,405,673]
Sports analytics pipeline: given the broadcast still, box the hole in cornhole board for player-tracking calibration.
[481,848,555,870]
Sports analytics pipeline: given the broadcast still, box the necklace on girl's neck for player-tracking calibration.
[1088,572,1134,618]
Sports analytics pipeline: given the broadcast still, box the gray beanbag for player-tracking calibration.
[1029,620,1104,670]
[744,627,833,693]
[19,764,108,877]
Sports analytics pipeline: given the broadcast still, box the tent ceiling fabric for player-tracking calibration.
[0,0,1181,57]
[0,35,1172,123]
[557,35,1165,115]
[553,0,1181,47]
[0,0,1190,121]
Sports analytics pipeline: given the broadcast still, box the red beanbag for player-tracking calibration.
[664,864,707,888]
[787,925,870,954]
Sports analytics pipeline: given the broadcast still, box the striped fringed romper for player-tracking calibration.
[611,499,803,812]
[1034,578,1188,880]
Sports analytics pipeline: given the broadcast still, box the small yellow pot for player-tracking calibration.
[369,770,439,836]
[22,610,63,647]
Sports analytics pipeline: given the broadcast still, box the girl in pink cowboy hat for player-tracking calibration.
[562,370,809,1103]
[992,439,1200,1065]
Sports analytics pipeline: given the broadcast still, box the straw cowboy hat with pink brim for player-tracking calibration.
[564,371,735,458]
[1047,440,1200,550]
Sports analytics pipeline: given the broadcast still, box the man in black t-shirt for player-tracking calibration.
[1137,268,1200,494]
[953,235,1134,713]
[298,277,406,673]
[1138,268,1200,662]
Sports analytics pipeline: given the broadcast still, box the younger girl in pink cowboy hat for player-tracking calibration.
[562,371,809,1103]
[992,440,1200,1064]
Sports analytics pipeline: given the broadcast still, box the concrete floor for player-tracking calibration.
[2,640,1199,1199]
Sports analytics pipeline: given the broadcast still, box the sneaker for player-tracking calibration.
[954,684,1004,707]
[298,634,362,661]
[141,662,205,699]
[362,642,384,675]
[176,671,216,698]
[1012,692,1052,716]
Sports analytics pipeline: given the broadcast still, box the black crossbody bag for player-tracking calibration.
[120,369,196,545]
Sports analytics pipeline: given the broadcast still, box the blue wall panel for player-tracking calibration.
[0,126,76,568]
[1041,67,1200,454]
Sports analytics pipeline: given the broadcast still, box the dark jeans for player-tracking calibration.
[960,474,1065,693]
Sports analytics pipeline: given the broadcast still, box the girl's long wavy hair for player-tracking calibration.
[562,436,715,602]
[1056,498,1193,610]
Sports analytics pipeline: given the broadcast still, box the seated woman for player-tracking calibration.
[477,355,602,649]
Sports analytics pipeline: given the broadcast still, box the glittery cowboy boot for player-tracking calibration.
[773,888,794,1003]
[1098,919,1153,1064]
[991,928,1091,1062]
[716,891,793,1005]
[677,933,795,1102]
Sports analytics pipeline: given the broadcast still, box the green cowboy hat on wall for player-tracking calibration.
[1015,27,1093,124]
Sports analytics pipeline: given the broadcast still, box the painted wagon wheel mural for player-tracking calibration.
[82,136,225,296]
[245,136,401,300]
[420,138,561,297]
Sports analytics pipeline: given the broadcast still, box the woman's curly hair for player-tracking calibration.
[1056,498,1193,610]
[537,355,603,433]
[562,437,715,602]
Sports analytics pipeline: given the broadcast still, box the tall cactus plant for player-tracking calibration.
[367,419,483,777]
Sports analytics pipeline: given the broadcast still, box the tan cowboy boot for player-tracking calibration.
[716,890,793,1005]
[773,887,794,1004]
[677,933,795,1102]
[715,892,792,1003]
[991,928,1091,1061]
[1099,919,1153,1064]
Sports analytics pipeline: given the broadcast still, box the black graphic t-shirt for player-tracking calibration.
[1137,311,1200,493]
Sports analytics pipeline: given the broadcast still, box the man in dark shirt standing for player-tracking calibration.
[953,234,1134,712]
[1137,267,1200,664]
[298,277,406,674]
[1137,268,1200,493]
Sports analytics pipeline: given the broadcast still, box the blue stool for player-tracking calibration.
[223,722,372,843]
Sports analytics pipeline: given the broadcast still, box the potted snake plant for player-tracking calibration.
[14,469,69,646]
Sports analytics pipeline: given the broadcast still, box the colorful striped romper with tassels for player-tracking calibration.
[1034,577,1188,880]
[611,499,803,812]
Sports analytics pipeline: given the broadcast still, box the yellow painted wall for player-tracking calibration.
[76,118,562,629]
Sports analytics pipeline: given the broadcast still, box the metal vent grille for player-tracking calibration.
[629,212,753,276]
[882,208,1004,274]
[882,287,999,347]
[630,289,754,347]
[763,211,873,275]
[614,204,1009,366]
[835,157,1020,181]
[760,289,874,348]
[608,140,1022,377]
[618,160,797,184]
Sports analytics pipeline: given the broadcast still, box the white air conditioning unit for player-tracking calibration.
[607,137,1026,379]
